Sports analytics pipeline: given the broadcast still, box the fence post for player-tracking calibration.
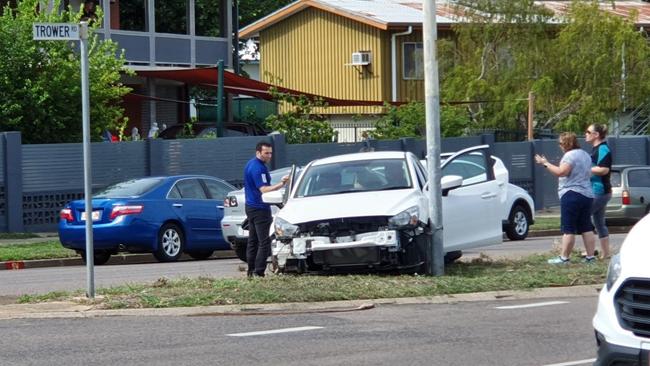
[531,140,545,210]
[4,132,24,232]
[400,137,417,155]
[270,134,286,170]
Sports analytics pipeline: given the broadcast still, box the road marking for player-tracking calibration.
[226,326,324,337]
[495,301,569,310]
[542,358,596,366]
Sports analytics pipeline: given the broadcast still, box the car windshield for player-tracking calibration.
[94,178,165,198]
[295,159,411,197]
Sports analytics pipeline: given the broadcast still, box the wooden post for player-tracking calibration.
[527,91,535,141]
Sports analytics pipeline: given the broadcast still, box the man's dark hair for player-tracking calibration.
[256,141,272,152]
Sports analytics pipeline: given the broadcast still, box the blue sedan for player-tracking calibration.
[58,175,236,265]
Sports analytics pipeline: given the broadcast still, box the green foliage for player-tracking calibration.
[239,0,293,27]
[441,0,650,134]
[0,0,132,143]
[370,102,470,139]
[264,86,335,144]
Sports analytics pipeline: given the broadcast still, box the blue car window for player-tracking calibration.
[203,179,233,200]
[167,185,182,199]
[95,178,164,198]
[174,179,207,199]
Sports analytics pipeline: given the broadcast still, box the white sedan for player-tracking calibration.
[264,145,505,273]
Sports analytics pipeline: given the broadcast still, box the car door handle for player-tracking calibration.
[481,192,497,199]
[217,205,224,209]
[173,203,183,208]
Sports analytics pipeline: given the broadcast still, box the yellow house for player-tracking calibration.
[240,0,650,140]
[239,0,461,122]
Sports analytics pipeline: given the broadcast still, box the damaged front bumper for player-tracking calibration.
[272,229,403,270]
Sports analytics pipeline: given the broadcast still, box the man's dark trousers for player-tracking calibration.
[245,205,273,276]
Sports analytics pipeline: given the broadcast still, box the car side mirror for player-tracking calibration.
[441,175,463,196]
[262,190,284,205]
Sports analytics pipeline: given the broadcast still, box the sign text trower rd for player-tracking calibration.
[33,23,79,40]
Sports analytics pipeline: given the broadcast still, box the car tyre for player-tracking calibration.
[187,250,214,260]
[232,240,248,262]
[505,204,530,241]
[80,250,111,265]
[154,223,184,262]
[444,250,462,264]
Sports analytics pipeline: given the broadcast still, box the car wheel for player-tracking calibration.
[232,240,248,263]
[154,223,184,262]
[444,250,462,264]
[80,250,111,265]
[506,205,530,241]
[187,250,214,260]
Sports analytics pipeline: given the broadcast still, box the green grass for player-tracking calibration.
[0,233,40,240]
[17,252,608,309]
[531,216,560,231]
[0,241,77,261]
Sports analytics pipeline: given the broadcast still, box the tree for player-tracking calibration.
[264,86,336,144]
[539,1,650,132]
[238,0,292,28]
[439,0,555,132]
[440,0,650,134]
[370,102,470,140]
[0,0,131,143]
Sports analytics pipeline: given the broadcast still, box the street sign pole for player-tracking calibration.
[33,21,95,297]
[79,22,95,298]
[423,0,444,275]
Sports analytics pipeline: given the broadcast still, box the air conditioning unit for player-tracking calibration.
[351,51,371,66]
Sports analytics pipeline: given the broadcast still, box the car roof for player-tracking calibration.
[311,151,407,166]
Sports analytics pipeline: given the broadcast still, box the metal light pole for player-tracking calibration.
[423,0,444,275]
[80,21,95,298]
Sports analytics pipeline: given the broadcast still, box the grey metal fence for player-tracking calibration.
[2,131,650,232]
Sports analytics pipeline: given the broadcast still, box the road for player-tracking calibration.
[0,233,627,299]
[0,296,599,366]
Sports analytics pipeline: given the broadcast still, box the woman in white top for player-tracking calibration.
[535,132,597,264]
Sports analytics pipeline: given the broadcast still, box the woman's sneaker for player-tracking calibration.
[548,256,570,264]
[582,256,597,264]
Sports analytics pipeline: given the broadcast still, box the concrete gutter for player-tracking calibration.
[0,250,238,271]
[0,284,603,320]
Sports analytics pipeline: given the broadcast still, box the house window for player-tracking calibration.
[111,0,147,31]
[403,42,424,80]
[156,0,188,34]
[195,0,221,37]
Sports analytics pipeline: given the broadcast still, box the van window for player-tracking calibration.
[610,171,621,187]
[627,169,650,188]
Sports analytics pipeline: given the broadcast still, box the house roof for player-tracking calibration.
[240,0,650,38]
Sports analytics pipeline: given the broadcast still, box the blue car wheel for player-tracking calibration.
[154,223,184,262]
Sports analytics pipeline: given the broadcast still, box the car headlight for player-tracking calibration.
[274,217,299,238]
[606,253,622,291]
[388,206,420,228]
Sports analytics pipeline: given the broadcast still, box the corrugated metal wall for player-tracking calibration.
[21,142,148,192]
[6,134,650,231]
[0,137,5,232]
[260,7,390,115]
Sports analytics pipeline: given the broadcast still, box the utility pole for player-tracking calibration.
[423,0,444,276]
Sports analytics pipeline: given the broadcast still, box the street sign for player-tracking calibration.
[33,23,79,40]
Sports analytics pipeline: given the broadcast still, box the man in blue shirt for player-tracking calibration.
[244,141,288,277]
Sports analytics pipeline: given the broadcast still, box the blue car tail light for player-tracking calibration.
[60,208,74,222]
[109,205,143,220]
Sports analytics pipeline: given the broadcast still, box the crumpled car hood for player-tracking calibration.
[278,189,422,224]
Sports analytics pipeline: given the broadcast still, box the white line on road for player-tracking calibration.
[226,326,324,337]
[495,301,569,310]
[542,358,597,366]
